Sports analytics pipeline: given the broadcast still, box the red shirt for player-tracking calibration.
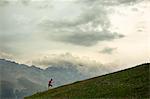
[49,80,53,84]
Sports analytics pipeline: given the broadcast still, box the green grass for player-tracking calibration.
[25,63,150,99]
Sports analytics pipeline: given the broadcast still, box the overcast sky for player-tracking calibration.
[0,0,149,69]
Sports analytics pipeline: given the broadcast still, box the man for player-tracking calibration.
[48,78,53,88]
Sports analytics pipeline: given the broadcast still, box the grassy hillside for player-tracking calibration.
[25,63,150,99]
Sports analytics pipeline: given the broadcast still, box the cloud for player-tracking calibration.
[0,0,30,6]
[0,0,147,66]
[39,6,107,29]
[21,0,31,6]
[31,52,113,77]
[76,0,143,6]
[0,51,13,59]
[100,47,117,54]
[0,32,31,55]
[38,2,124,46]
[59,30,124,46]
[0,34,18,54]
[31,53,84,67]
[20,0,53,8]
[117,0,142,5]
[31,52,103,68]
[0,0,9,6]
[0,0,48,7]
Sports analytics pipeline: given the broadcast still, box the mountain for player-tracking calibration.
[0,59,48,99]
[25,63,150,99]
[1,59,110,99]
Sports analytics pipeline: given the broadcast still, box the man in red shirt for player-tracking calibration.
[48,78,53,88]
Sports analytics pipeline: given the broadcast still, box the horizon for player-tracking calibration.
[0,58,149,71]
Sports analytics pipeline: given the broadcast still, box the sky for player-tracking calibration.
[0,0,149,69]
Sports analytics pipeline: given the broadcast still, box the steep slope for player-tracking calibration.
[25,63,150,99]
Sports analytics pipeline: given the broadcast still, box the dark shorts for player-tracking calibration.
[48,83,52,87]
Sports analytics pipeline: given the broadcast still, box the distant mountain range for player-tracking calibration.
[0,59,111,99]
